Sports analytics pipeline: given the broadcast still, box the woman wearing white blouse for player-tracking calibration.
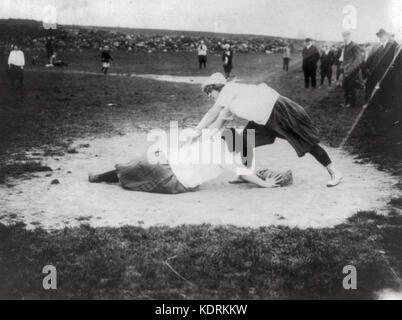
[8,45,25,87]
[194,73,343,187]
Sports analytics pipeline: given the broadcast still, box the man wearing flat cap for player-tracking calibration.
[340,30,362,108]
[364,28,399,110]
[302,38,320,89]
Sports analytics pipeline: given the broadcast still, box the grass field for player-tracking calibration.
[0,50,401,299]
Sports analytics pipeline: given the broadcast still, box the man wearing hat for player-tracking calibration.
[340,31,362,108]
[364,28,399,109]
[302,38,320,88]
[193,73,343,187]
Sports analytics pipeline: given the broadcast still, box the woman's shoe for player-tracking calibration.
[88,174,100,183]
[327,171,343,187]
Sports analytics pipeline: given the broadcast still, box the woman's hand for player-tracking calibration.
[238,173,283,189]
[184,128,202,146]
[262,173,284,188]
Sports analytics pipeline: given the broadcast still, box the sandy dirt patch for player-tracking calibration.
[0,132,399,230]
[26,69,211,84]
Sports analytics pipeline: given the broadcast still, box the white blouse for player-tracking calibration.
[8,50,25,67]
[214,82,280,125]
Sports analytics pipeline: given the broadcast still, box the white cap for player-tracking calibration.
[202,73,227,90]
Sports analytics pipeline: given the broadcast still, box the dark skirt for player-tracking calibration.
[242,95,320,157]
[115,157,190,194]
[266,95,320,156]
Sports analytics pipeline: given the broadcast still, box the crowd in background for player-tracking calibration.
[298,29,401,112]
[1,22,400,113]
[0,23,301,54]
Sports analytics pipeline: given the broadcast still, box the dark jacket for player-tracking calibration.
[342,41,361,77]
[302,45,320,68]
[393,48,402,108]
[365,41,398,85]
[320,51,336,70]
[222,50,233,67]
[334,48,342,66]
[101,51,113,63]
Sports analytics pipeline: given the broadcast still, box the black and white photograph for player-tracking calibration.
[0,0,401,304]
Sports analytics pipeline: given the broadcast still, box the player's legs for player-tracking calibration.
[309,145,343,186]
[311,67,317,88]
[268,96,343,186]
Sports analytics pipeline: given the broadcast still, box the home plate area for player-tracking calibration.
[1,133,399,230]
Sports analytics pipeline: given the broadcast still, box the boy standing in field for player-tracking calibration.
[222,44,234,79]
[283,44,291,71]
[8,45,25,87]
[101,45,113,75]
[198,40,208,69]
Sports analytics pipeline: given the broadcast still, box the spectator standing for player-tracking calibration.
[320,44,335,87]
[302,38,320,88]
[222,44,233,79]
[101,46,113,75]
[340,31,362,108]
[364,29,399,110]
[197,40,208,69]
[8,45,25,87]
[46,37,54,61]
[283,45,291,71]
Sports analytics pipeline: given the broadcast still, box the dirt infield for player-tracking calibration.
[1,132,399,230]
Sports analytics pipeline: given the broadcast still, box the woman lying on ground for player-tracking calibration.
[88,129,292,194]
[193,73,343,187]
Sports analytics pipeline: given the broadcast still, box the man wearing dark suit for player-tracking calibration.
[364,29,399,110]
[340,31,362,108]
[320,44,336,86]
[302,38,320,88]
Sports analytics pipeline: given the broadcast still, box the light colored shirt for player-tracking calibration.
[167,134,247,188]
[198,44,207,56]
[214,82,280,125]
[283,47,291,59]
[8,50,25,67]
[339,49,345,62]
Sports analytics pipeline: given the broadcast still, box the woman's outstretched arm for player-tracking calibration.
[195,103,223,131]
[240,173,283,188]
